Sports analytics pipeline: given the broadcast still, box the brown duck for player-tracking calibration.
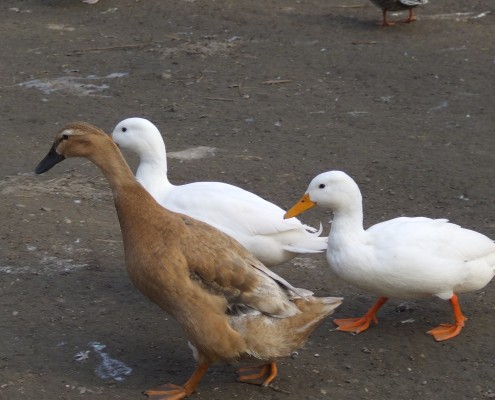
[369,0,428,26]
[35,122,342,399]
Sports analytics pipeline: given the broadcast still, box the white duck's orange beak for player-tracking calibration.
[284,193,317,219]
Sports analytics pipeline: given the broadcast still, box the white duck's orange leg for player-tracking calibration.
[334,297,388,333]
[237,362,278,386]
[145,363,209,399]
[427,294,468,341]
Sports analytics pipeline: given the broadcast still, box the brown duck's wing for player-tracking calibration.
[180,215,307,318]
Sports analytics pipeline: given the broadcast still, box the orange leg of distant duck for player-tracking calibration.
[334,297,389,334]
[402,9,417,23]
[380,10,395,26]
[145,363,209,400]
[427,294,468,341]
[237,362,278,387]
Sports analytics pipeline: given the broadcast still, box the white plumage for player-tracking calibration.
[285,170,495,341]
[111,118,327,267]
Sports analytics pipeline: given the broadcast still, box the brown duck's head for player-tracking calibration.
[35,122,108,174]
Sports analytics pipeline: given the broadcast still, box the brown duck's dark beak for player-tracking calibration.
[35,142,65,174]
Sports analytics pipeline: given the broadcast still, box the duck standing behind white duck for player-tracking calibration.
[369,0,428,26]
[285,170,495,341]
[111,117,327,267]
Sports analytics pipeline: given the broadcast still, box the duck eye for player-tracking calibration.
[319,184,325,189]
[121,127,127,132]
[62,134,69,140]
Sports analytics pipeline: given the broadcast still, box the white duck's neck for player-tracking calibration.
[328,199,367,245]
[134,143,174,193]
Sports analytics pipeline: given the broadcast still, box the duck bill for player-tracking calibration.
[284,193,317,219]
[35,143,65,174]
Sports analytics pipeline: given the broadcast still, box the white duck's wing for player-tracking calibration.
[369,217,494,261]
[363,217,495,297]
[163,181,323,242]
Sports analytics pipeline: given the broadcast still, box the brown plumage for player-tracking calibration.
[369,0,428,26]
[35,122,342,399]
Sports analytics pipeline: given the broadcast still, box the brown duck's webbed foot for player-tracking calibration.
[145,383,188,400]
[145,363,209,399]
[237,362,278,386]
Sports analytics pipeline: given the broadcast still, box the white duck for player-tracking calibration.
[111,117,327,267]
[284,170,495,341]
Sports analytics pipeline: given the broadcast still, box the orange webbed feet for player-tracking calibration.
[334,297,388,334]
[144,383,187,400]
[427,294,467,341]
[237,362,278,387]
[334,315,377,333]
[145,363,209,399]
[427,321,465,341]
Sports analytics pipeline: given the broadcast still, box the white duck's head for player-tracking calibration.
[111,118,166,159]
[285,171,362,218]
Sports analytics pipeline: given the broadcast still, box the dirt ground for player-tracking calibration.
[1,0,494,399]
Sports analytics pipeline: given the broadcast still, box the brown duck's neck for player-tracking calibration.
[88,139,167,227]
[89,142,137,191]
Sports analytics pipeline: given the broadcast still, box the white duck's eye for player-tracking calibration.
[319,184,325,189]
[121,127,127,132]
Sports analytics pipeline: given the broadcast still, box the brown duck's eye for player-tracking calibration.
[62,134,69,140]
[319,184,325,189]
[121,127,127,132]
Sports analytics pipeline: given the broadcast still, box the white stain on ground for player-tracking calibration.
[89,342,133,382]
[74,351,90,362]
[429,101,449,111]
[424,11,491,21]
[347,111,369,118]
[0,255,88,275]
[18,72,128,96]
[290,257,322,270]
[0,231,91,276]
[0,173,111,201]
[168,146,217,160]
[47,23,75,31]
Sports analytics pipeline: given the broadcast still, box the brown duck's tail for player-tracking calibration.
[241,296,342,361]
[291,296,343,334]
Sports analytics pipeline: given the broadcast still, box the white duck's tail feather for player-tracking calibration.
[285,223,328,253]
[476,247,495,271]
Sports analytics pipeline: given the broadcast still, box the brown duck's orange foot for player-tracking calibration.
[145,363,208,399]
[427,321,466,342]
[144,383,188,400]
[237,362,278,387]
[333,316,376,333]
